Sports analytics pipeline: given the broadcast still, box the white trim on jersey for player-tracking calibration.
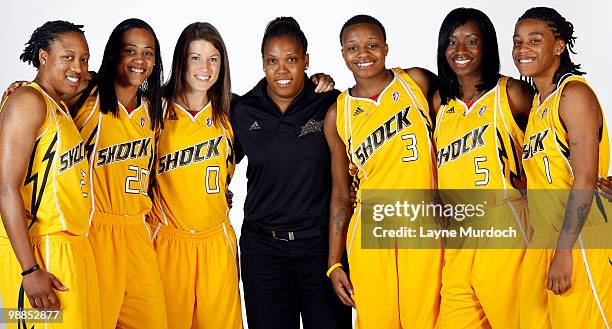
[45,235,50,271]
[553,130,574,179]
[507,201,528,247]
[346,73,398,107]
[496,79,524,179]
[152,222,161,241]
[434,104,447,142]
[143,214,152,240]
[36,83,69,118]
[222,222,236,258]
[118,100,146,120]
[396,72,436,188]
[87,112,103,230]
[173,101,211,122]
[579,236,611,329]
[534,73,573,115]
[456,86,496,116]
[492,82,509,197]
[347,203,361,258]
[49,101,68,232]
[345,93,369,181]
[79,95,99,130]
[155,196,169,226]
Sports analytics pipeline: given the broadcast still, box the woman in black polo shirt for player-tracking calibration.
[230,17,352,329]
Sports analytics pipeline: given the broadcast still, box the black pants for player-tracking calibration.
[240,226,352,329]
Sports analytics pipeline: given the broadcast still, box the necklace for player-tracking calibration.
[181,94,208,112]
[461,89,485,106]
[353,69,393,98]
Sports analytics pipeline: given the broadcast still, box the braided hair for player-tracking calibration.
[518,7,584,86]
[20,20,85,69]
[261,17,308,55]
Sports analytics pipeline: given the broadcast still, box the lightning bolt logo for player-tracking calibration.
[24,134,57,229]
[497,130,523,189]
[416,107,434,138]
[84,125,98,161]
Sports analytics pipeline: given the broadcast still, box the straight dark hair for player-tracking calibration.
[437,8,500,105]
[96,18,164,130]
[163,22,231,128]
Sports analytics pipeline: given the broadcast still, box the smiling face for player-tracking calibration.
[341,23,388,79]
[40,31,90,96]
[512,18,564,79]
[262,36,308,101]
[115,27,156,87]
[445,20,483,79]
[183,39,221,94]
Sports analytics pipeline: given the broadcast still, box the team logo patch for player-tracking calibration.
[541,108,548,119]
[169,112,178,120]
[206,117,213,127]
[299,119,324,137]
[249,121,261,131]
[446,107,455,113]
[392,91,400,102]
[478,106,487,116]
[140,117,145,127]
[353,107,365,117]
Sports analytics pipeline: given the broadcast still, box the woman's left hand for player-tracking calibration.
[597,176,612,202]
[310,73,335,93]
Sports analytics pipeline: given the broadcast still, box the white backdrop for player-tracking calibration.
[1,0,610,327]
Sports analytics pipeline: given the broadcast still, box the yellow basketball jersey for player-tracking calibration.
[150,103,235,232]
[336,67,436,192]
[434,77,525,201]
[74,90,155,216]
[523,75,610,231]
[0,83,91,237]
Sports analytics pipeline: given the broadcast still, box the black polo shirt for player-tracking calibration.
[230,76,340,232]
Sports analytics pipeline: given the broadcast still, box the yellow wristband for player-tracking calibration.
[326,263,343,278]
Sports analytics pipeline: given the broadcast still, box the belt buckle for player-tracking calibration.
[271,230,294,241]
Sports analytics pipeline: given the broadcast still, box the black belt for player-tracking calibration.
[246,222,322,241]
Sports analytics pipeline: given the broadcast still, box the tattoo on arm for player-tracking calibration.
[559,190,593,248]
[333,208,347,236]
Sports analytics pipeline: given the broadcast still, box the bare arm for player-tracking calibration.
[548,81,602,295]
[506,78,534,131]
[324,102,355,307]
[404,67,440,125]
[0,87,65,309]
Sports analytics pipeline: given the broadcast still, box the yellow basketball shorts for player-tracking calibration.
[0,233,101,329]
[88,212,167,329]
[520,233,611,329]
[439,202,528,329]
[439,249,525,329]
[346,204,443,329]
[150,219,242,329]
